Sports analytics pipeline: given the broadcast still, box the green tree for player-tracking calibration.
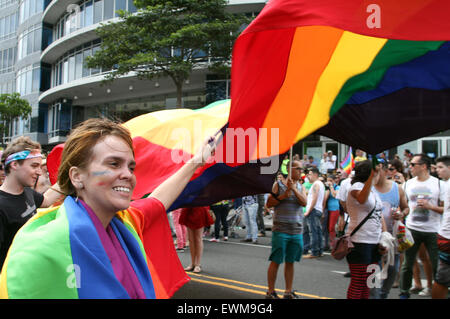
[0,93,32,146]
[86,0,249,108]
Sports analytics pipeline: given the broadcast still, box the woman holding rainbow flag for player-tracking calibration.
[0,118,216,299]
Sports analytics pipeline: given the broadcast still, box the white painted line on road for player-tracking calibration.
[331,271,347,275]
[203,238,271,248]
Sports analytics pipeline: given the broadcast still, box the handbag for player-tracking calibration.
[331,207,376,260]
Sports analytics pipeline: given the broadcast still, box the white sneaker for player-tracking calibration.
[223,236,228,241]
[418,287,431,297]
[209,238,219,242]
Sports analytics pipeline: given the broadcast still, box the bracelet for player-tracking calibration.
[50,187,66,196]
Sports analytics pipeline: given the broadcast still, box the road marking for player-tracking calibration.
[331,271,347,275]
[187,272,333,299]
[203,238,271,248]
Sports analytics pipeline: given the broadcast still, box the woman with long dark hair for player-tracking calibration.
[345,160,387,299]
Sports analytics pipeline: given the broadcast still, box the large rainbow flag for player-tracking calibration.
[0,196,187,298]
[229,0,450,156]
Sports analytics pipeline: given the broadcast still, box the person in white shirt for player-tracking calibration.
[304,167,325,258]
[399,153,445,299]
[345,160,387,299]
[326,151,337,173]
[432,156,450,299]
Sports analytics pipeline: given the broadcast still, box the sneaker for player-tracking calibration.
[223,236,228,241]
[176,248,185,252]
[265,291,280,299]
[418,287,431,297]
[399,293,410,299]
[409,286,423,294]
[252,240,258,244]
[209,238,220,242]
[283,290,299,299]
[240,239,252,243]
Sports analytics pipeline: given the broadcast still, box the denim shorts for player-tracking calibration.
[435,259,450,287]
[269,231,303,264]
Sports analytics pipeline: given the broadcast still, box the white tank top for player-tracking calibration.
[306,180,325,213]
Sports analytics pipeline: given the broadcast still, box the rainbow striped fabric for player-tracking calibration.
[123,99,277,210]
[229,0,450,156]
[0,196,188,299]
[340,147,355,175]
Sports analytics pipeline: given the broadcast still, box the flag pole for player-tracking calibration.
[289,146,293,178]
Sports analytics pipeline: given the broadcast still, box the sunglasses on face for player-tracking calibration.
[388,167,395,171]
[410,162,424,167]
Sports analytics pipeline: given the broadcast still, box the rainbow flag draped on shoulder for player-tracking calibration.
[229,0,450,156]
[0,196,187,299]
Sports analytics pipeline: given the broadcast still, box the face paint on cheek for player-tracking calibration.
[92,170,111,186]
[92,170,111,177]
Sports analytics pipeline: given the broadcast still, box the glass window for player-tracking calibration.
[24,0,30,21]
[68,55,75,82]
[65,16,71,36]
[20,72,26,95]
[26,69,32,95]
[75,51,83,79]
[58,62,63,85]
[94,0,103,24]
[37,0,43,12]
[79,5,85,29]
[27,31,33,55]
[91,46,100,74]
[82,47,91,77]
[422,140,441,160]
[30,0,35,17]
[5,15,10,35]
[63,59,68,84]
[20,2,24,23]
[34,28,42,52]
[85,1,93,27]
[1,50,6,69]
[10,13,15,33]
[42,25,52,50]
[115,0,126,17]
[128,0,137,13]
[104,0,114,20]
[0,17,4,38]
[32,67,40,92]
[8,47,13,67]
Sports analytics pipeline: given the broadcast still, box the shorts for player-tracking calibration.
[435,259,450,287]
[269,231,303,264]
[346,242,381,265]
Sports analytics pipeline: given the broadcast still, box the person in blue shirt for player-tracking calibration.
[325,175,341,249]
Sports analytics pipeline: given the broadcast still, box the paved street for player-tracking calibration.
[172,227,429,300]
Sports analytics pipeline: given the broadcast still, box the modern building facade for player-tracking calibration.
[0,0,449,162]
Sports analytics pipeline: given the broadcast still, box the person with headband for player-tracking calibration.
[0,136,64,270]
[0,118,216,299]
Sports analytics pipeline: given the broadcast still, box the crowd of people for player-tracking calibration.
[169,149,449,300]
[0,126,448,299]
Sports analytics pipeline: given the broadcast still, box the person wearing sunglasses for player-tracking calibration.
[387,159,406,185]
[399,153,445,299]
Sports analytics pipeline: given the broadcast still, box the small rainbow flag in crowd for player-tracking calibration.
[340,147,355,174]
